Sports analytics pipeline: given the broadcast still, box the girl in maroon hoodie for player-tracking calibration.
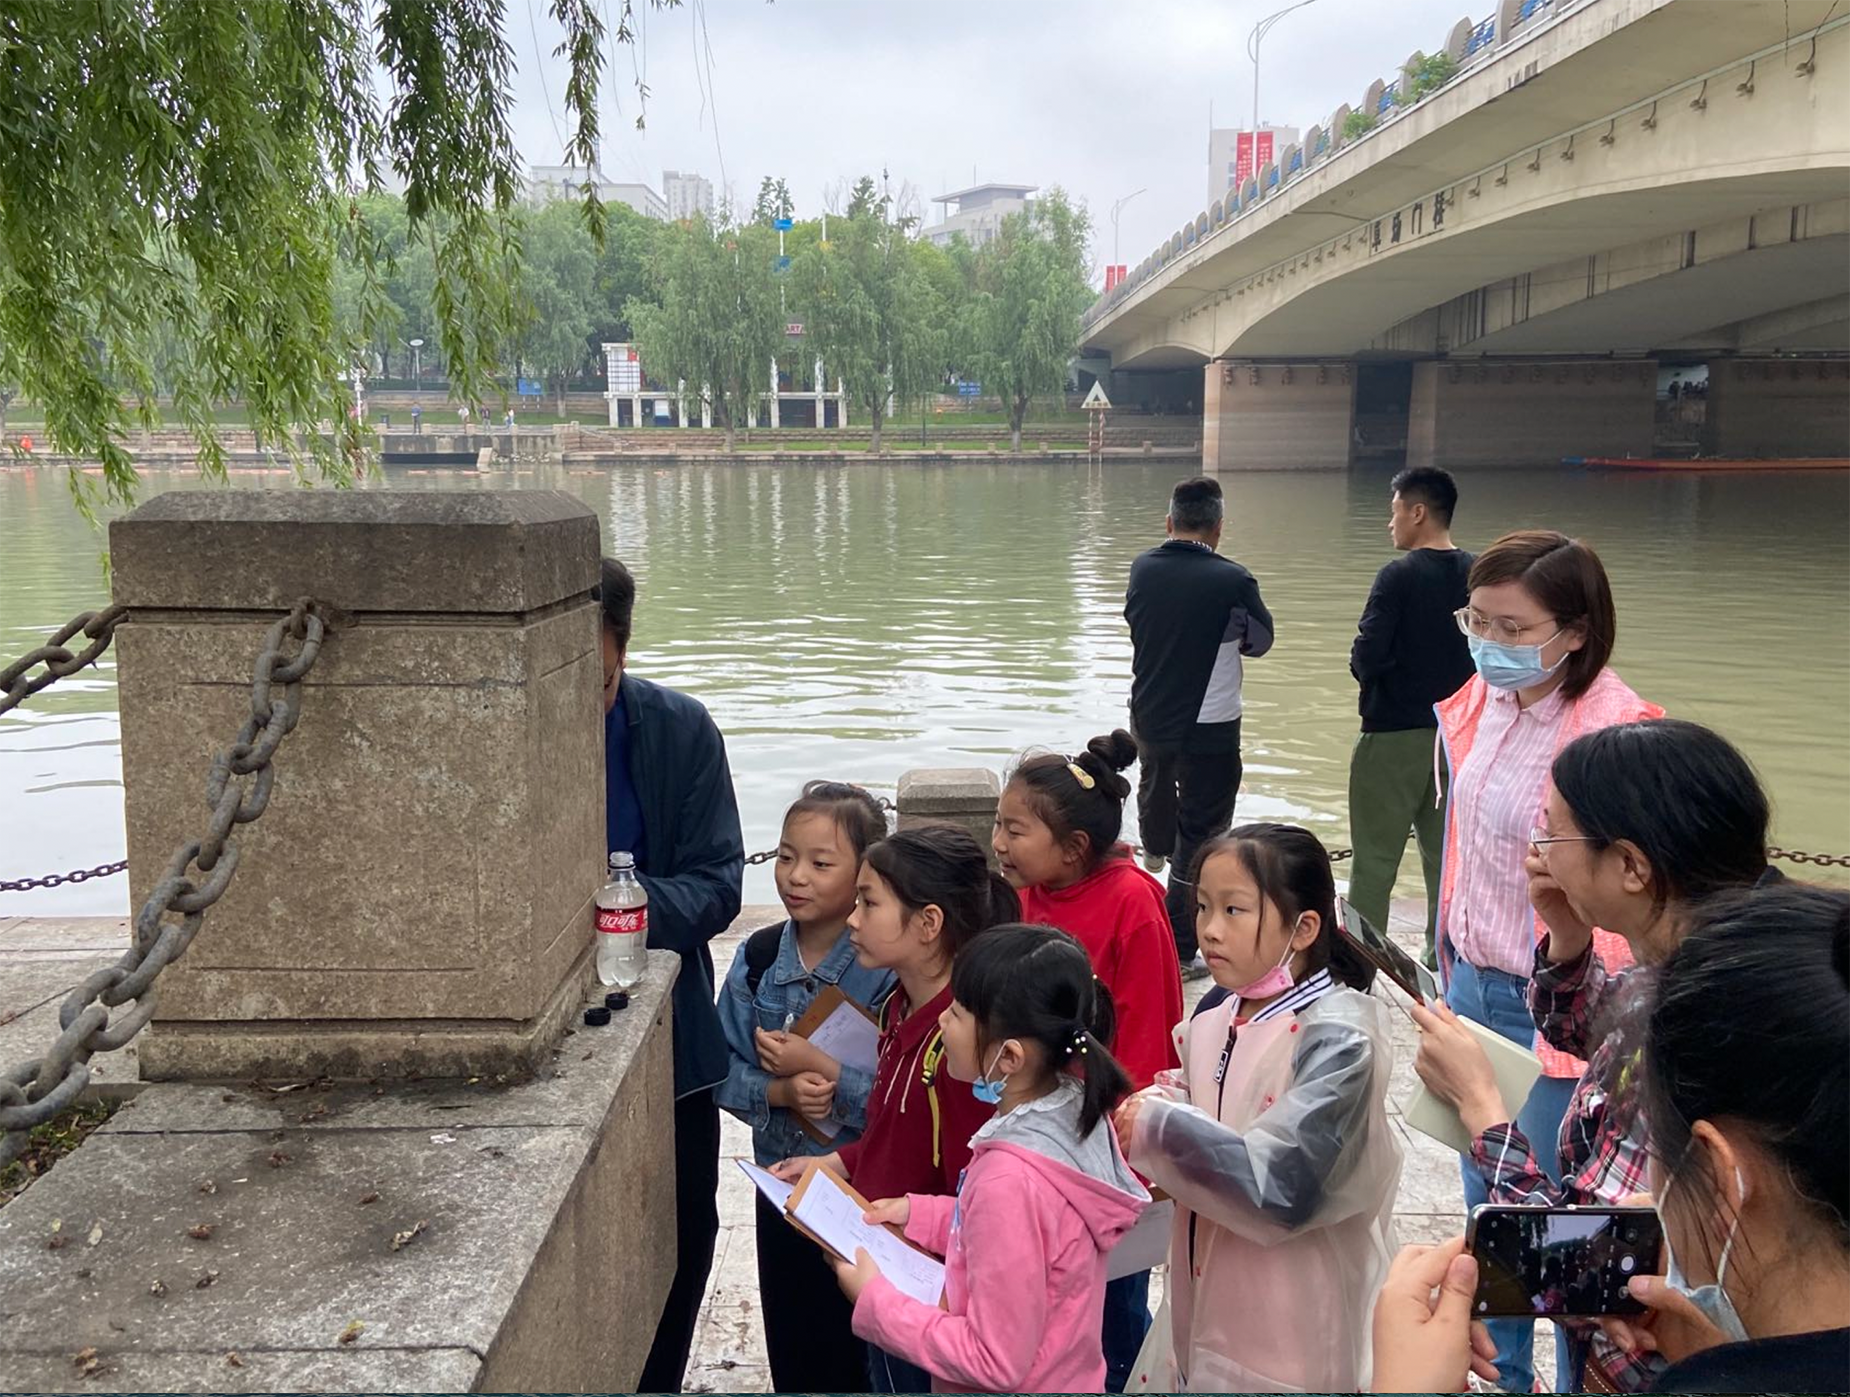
[771,823,1018,1394]
[992,729,1186,1391]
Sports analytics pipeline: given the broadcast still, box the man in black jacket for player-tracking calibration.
[599,557,744,1393]
[1124,477,1274,975]
[1346,468,1473,968]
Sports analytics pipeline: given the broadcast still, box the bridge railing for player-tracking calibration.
[1081,0,1596,333]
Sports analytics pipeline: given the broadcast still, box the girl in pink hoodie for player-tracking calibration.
[830,924,1150,1393]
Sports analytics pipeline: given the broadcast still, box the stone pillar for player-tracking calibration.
[1203,360,1356,471]
[1407,358,1656,468]
[109,491,605,1080]
[1701,358,1850,458]
[897,768,1000,862]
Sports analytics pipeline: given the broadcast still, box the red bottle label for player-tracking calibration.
[597,906,647,935]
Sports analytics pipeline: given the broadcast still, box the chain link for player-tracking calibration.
[0,604,127,717]
[1769,846,1850,869]
[0,600,331,1169]
[0,861,128,894]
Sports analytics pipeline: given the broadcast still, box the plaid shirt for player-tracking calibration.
[1468,934,1666,1393]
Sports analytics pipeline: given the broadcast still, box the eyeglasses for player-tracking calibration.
[1454,607,1559,644]
[1529,826,1599,855]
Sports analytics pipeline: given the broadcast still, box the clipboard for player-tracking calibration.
[786,985,881,1146]
[784,1162,948,1307]
[783,1160,913,1259]
[737,1159,948,1308]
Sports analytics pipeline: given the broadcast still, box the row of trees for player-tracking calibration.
[323,181,1093,452]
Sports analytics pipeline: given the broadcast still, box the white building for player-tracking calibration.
[602,341,849,430]
[662,169,715,220]
[925,183,1037,248]
[1206,126,1300,205]
[524,164,668,220]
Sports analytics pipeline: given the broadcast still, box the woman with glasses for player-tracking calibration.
[1411,720,1774,1391]
[1421,529,1664,1391]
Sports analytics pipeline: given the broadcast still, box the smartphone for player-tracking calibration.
[1336,897,1440,1004]
[1466,1205,1663,1319]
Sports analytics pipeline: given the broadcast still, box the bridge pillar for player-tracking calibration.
[1203,360,1356,471]
[1701,358,1850,459]
[1406,359,1655,469]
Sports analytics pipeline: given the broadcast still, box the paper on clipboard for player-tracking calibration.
[787,1164,946,1307]
[787,986,881,1144]
[1107,1198,1174,1280]
[737,1158,796,1213]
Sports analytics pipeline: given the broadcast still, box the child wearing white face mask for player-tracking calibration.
[1114,823,1403,1393]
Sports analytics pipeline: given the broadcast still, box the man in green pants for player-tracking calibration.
[1347,468,1474,966]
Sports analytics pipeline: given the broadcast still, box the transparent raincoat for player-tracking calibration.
[1128,985,1402,1393]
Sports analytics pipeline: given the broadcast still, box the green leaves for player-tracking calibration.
[0,0,664,510]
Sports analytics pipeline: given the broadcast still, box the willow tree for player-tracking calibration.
[626,216,782,452]
[789,207,942,453]
[0,0,667,511]
[966,190,1093,452]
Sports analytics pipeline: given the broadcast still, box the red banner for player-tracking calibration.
[1235,130,1277,187]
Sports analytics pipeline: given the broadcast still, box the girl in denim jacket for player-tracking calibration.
[716,781,894,1393]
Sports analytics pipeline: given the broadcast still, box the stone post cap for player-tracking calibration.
[897,767,1001,813]
[109,489,599,614]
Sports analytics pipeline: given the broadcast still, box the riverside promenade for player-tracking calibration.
[0,896,1554,1393]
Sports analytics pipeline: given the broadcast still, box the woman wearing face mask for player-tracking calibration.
[1616,881,1850,1391]
[1433,529,1664,1392]
[1410,719,1773,1391]
[1370,882,1850,1394]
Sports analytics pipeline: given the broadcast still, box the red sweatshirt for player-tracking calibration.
[835,981,993,1202]
[1018,855,1184,1090]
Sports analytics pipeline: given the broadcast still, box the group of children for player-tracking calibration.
[717,734,1401,1394]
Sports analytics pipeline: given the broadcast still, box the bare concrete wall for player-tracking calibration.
[1203,361,1356,471]
[1407,359,1655,468]
[1701,358,1850,458]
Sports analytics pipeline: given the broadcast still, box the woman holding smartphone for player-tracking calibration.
[1411,719,1772,1391]
[1374,882,1850,1394]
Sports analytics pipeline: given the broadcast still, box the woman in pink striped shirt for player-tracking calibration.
[1432,530,1663,1393]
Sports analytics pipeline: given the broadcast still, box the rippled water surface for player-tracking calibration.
[4,460,1847,911]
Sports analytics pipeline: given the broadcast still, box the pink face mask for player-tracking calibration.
[1231,922,1304,1003]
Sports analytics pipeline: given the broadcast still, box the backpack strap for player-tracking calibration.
[920,1029,947,1169]
[742,922,785,997]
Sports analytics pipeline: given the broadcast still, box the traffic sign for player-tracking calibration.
[1081,381,1112,410]
[773,217,794,231]
[785,322,804,336]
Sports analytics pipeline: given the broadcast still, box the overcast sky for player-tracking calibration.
[509,0,1477,276]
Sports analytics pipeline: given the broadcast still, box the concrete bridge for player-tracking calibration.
[1081,0,1850,469]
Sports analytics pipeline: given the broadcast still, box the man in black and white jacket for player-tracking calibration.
[1124,476,1274,977]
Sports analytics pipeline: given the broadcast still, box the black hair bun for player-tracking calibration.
[1086,730,1138,774]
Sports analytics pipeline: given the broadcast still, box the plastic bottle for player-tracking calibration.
[595,851,649,989]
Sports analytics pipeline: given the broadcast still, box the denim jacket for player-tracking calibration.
[715,920,894,1166]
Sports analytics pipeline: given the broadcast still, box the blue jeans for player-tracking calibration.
[1102,1269,1152,1393]
[867,1342,932,1394]
[1447,954,1576,1392]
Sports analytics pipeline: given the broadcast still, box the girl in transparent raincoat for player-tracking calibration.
[1116,823,1402,1393]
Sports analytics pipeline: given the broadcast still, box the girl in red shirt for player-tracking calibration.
[991,728,1185,1392]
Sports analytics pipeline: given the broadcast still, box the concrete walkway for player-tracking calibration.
[0,902,1552,1392]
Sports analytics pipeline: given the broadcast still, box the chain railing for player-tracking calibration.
[0,599,331,1169]
[0,861,129,894]
[0,604,127,717]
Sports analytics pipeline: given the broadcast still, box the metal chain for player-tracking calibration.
[0,604,127,717]
[0,600,331,1169]
[1768,846,1850,869]
[0,861,128,894]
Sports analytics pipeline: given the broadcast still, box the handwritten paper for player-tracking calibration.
[800,994,881,1076]
[789,1167,946,1307]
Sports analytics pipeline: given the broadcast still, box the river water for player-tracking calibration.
[3,460,1847,914]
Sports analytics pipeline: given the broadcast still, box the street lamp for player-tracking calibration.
[407,338,424,435]
[1110,188,1146,269]
[1248,0,1318,141]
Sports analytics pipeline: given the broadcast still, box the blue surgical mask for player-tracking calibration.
[1468,631,1565,691]
[1659,1164,1751,1346]
[971,1045,1008,1106]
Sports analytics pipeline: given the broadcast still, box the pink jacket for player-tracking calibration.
[854,1082,1148,1393]
[1436,667,1664,1077]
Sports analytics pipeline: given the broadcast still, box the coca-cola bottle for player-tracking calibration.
[595,851,649,989]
